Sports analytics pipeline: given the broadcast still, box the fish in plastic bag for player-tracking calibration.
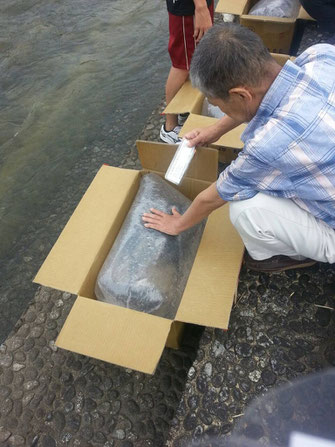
[95,173,206,319]
[249,0,300,18]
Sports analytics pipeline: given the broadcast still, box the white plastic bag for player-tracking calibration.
[249,0,300,18]
[201,97,225,119]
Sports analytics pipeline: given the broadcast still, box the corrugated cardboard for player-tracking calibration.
[179,113,246,151]
[34,141,244,374]
[216,0,313,53]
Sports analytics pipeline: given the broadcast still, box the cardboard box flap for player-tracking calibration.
[163,80,204,115]
[215,0,246,15]
[179,114,246,149]
[297,6,314,20]
[240,14,295,23]
[176,205,244,329]
[136,140,218,182]
[271,52,291,66]
[34,166,139,295]
[56,297,172,374]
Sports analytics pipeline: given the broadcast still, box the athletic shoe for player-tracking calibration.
[178,113,189,126]
[160,124,182,144]
[244,252,316,273]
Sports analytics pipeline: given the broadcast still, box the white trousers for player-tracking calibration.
[229,193,335,263]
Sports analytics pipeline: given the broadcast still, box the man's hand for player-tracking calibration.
[194,5,212,43]
[185,123,223,147]
[185,115,243,147]
[142,207,182,236]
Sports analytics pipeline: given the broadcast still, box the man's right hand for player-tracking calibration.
[184,123,224,147]
[184,115,242,147]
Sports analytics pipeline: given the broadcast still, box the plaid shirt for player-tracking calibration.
[217,44,335,228]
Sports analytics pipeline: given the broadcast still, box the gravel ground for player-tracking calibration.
[1,16,335,447]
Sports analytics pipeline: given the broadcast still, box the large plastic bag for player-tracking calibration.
[249,0,300,18]
[201,97,225,119]
[95,173,206,319]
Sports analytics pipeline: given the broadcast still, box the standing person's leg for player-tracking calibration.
[161,2,214,143]
[229,193,335,271]
[160,13,195,143]
[165,66,189,132]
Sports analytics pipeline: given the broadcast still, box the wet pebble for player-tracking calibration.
[315,308,331,327]
[261,369,277,386]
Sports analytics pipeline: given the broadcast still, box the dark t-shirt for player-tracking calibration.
[166,0,213,16]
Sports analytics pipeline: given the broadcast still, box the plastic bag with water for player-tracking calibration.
[249,0,300,18]
[202,97,225,119]
[95,173,206,319]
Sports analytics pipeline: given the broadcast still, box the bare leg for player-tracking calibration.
[165,66,189,131]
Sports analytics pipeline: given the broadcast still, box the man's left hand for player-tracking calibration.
[142,207,182,236]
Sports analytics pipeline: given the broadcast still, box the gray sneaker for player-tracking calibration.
[160,124,182,144]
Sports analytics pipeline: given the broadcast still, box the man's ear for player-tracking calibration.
[228,87,253,102]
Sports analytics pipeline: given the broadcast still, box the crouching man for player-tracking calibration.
[143,24,335,273]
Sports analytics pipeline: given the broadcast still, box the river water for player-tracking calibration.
[0,0,170,341]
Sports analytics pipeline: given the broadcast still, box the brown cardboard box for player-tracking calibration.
[34,141,244,374]
[163,80,246,164]
[163,53,294,163]
[215,0,313,54]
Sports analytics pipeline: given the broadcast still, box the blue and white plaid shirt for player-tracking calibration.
[217,44,335,228]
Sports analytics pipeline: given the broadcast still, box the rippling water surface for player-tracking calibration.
[0,0,170,340]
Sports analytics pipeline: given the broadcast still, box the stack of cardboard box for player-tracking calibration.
[216,0,313,54]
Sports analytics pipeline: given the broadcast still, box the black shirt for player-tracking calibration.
[166,0,213,16]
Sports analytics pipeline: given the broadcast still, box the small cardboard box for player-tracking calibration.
[164,52,294,163]
[34,141,244,374]
[163,80,246,165]
[215,0,313,54]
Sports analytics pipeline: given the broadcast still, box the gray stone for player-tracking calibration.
[112,429,126,440]
[25,366,38,380]
[31,326,44,338]
[23,380,39,391]
[63,385,76,401]
[81,426,93,441]
[110,400,121,415]
[22,393,35,407]
[0,427,11,442]
[8,434,25,446]
[13,363,25,372]
[87,385,103,399]
[6,337,24,352]
[67,413,81,432]
[0,398,13,416]
[40,435,56,447]
[261,369,277,386]
[0,352,13,367]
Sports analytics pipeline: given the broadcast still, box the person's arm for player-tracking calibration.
[193,0,212,43]
[185,114,242,147]
[142,182,226,235]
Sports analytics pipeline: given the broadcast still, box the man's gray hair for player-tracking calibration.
[190,23,273,100]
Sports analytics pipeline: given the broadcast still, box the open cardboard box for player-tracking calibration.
[216,0,313,54]
[163,80,246,163]
[34,141,244,374]
[164,53,294,163]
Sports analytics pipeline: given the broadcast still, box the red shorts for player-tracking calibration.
[168,2,214,71]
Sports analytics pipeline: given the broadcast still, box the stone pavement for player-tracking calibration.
[1,17,335,447]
